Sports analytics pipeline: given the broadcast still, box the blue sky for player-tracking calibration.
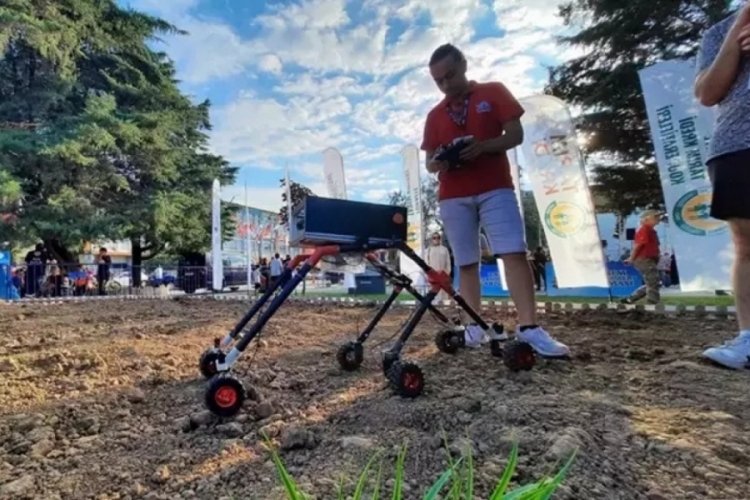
[118,0,576,211]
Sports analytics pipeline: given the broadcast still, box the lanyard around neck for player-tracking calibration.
[446,95,470,128]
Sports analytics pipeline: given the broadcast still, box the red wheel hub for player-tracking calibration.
[215,386,238,408]
[403,372,422,391]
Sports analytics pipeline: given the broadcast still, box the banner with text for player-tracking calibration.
[321,147,358,284]
[519,95,609,288]
[322,147,347,200]
[211,179,223,291]
[498,148,526,289]
[400,144,426,289]
[639,59,731,291]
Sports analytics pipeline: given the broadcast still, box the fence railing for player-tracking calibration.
[6,262,345,299]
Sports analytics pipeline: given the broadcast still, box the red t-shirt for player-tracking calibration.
[420,81,524,201]
[634,225,659,260]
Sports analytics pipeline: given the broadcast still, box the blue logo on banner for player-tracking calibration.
[545,261,643,298]
[454,261,643,298]
[0,250,19,301]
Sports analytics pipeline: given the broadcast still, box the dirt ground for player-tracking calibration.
[0,299,748,500]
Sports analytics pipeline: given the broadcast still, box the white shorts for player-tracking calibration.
[439,188,526,267]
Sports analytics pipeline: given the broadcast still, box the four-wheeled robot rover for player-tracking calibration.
[198,196,535,417]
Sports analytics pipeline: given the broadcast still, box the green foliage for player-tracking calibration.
[589,164,663,218]
[521,190,546,250]
[546,0,732,215]
[389,176,442,233]
[279,179,315,226]
[262,434,576,499]
[0,0,236,261]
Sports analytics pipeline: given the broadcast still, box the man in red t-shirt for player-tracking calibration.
[421,44,569,358]
[622,210,662,304]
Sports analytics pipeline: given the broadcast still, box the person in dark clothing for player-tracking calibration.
[532,247,548,291]
[24,243,47,297]
[96,247,111,295]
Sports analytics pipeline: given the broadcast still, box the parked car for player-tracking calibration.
[176,252,248,294]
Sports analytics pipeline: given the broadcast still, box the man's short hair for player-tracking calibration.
[429,44,464,66]
[640,210,663,220]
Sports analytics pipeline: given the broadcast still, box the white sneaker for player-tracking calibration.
[517,326,570,358]
[702,333,750,370]
[464,325,485,348]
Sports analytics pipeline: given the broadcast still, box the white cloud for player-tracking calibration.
[494,0,563,33]
[124,0,199,20]
[209,94,354,164]
[258,54,283,75]
[165,19,256,84]
[256,0,350,30]
[361,188,391,202]
[129,0,582,205]
[221,185,283,212]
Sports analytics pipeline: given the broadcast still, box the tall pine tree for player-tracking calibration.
[0,0,237,277]
[547,0,732,218]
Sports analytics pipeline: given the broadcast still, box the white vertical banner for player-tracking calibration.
[400,144,426,289]
[285,171,292,255]
[245,184,253,291]
[284,165,293,237]
[519,95,609,288]
[508,147,524,224]
[322,148,355,288]
[211,178,223,291]
[322,147,347,200]
[495,147,526,289]
[638,59,731,291]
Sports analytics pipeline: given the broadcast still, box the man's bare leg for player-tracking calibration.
[459,263,481,312]
[702,218,750,369]
[500,253,537,326]
[729,219,750,330]
[503,253,570,357]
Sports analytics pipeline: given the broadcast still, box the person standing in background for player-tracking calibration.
[425,232,452,302]
[269,253,283,288]
[24,243,47,297]
[657,251,672,288]
[622,211,662,304]
[532,246,548,292]
[96,247,111,296]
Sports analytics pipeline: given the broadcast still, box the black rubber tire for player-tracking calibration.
[387,361,424,398]
[199,348,225,379]
[503,341,536,372]
[336,342,364,371]
[434,330,462,354]
[205,375,246,418]
[490,339,503,358]
[382,351,399,376]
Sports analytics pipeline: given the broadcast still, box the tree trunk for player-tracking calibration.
[131,238,142,288]
[617,213,628,260]
[43,238,76,265]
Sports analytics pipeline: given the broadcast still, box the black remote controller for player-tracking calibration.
[434,135,474,170]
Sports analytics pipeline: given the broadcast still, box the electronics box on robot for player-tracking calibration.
[289,196,409,247]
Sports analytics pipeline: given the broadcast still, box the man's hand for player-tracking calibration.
[623,258,632,265]
[739,24,750,52]
[427,158,449,174]
[458,138,485,162]
[733,2,750,31]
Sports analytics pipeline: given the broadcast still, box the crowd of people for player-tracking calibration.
[10,244,112,298]
[250,253,290,292]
